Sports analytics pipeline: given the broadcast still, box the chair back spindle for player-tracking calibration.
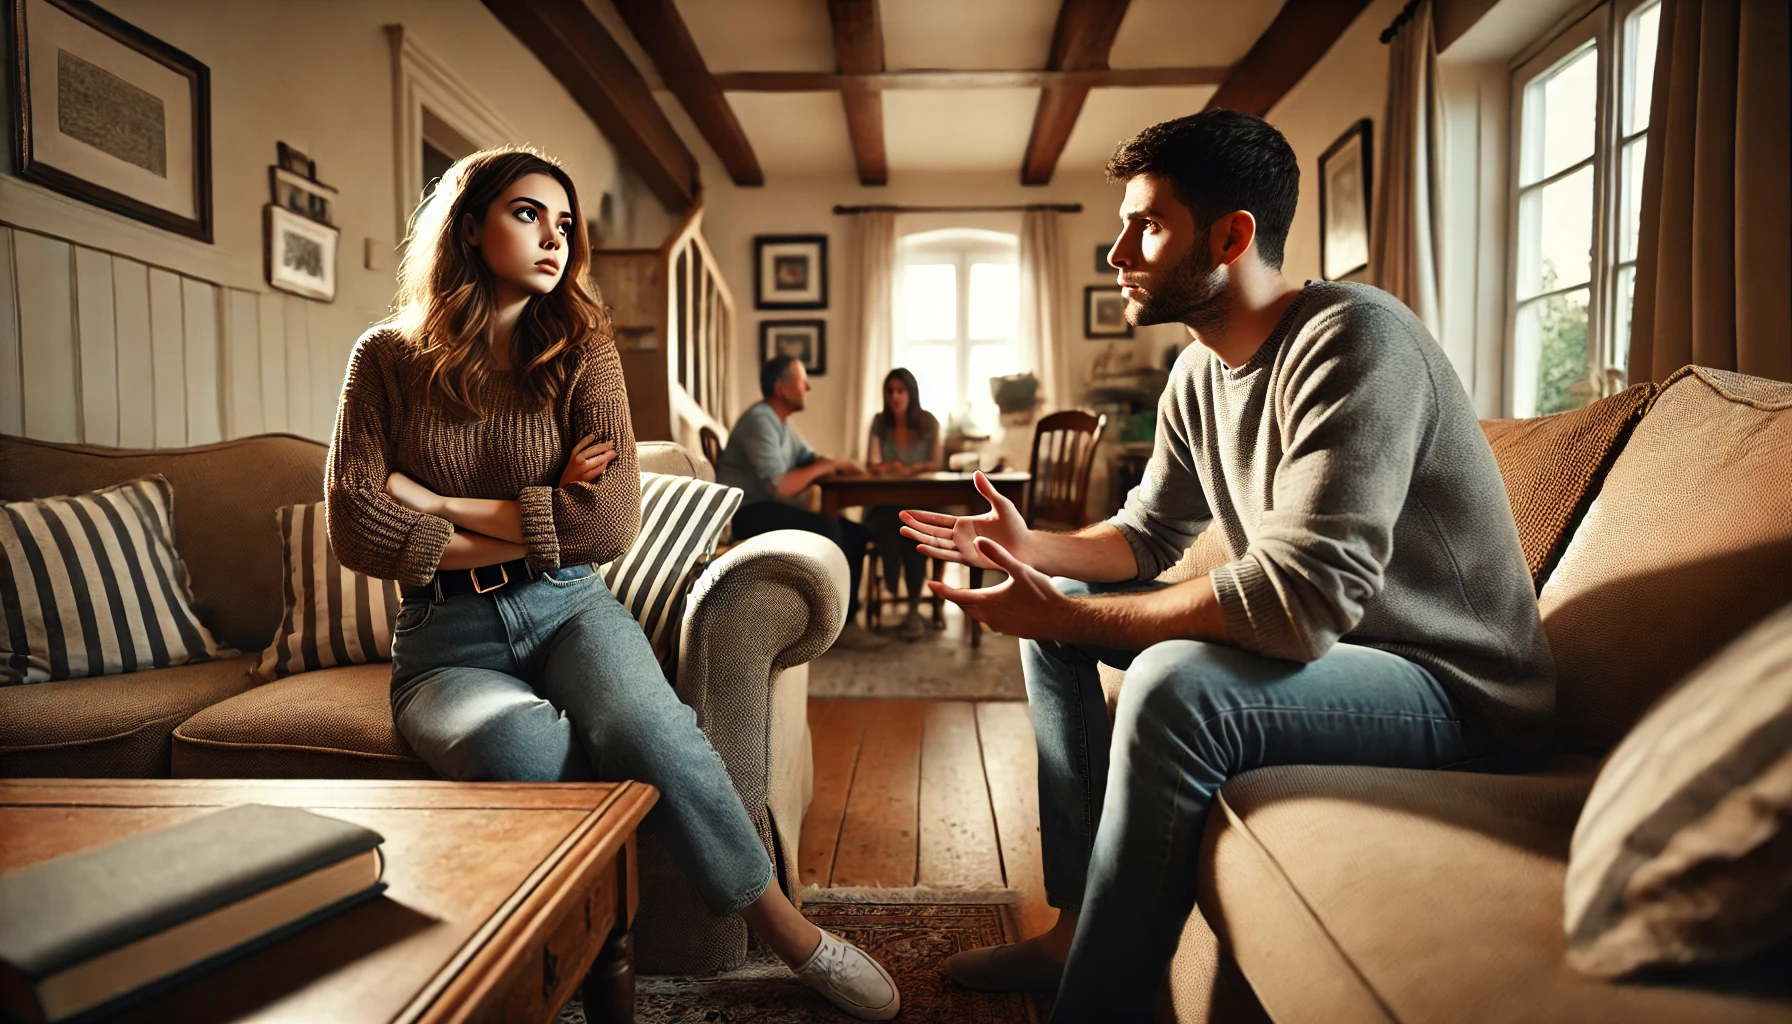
[1024,411,1107,529]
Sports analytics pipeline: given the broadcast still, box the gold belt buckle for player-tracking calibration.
[471,564,508,594]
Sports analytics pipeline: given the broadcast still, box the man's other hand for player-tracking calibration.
[927,537,1072,640]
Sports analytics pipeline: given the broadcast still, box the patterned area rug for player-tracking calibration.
[557,902,1037,1023]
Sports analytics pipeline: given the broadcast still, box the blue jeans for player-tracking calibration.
[1029,581,1496,1022]
[388,565,774,916]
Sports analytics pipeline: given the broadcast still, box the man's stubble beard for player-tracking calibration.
[1124,235,1230,336]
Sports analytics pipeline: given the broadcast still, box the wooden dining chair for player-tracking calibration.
[698,425,724,473]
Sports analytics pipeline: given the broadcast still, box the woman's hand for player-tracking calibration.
[560,434,618,485]
[385,472,444,516]
[900,471,1033,570]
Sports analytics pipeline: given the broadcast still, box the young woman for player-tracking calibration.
[325,147,897,1020]
[863,368,942,641]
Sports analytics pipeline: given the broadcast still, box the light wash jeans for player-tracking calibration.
[1029,580,1497,1022]
[388,564,773,916]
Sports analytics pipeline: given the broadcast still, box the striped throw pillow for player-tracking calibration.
[600,472,742,663]
[0,476,234,685]
[256,502,403,681]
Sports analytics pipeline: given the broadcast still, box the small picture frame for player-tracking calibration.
[276,140,314,179]
[266,204,338,301]
[270,166,336,226]
[7,0,212,241]
[759,319,827,375]
[1095,242,1113,275]
[1084,285,1133,339]
[754,235,827,309]
[1319,118,1374,282]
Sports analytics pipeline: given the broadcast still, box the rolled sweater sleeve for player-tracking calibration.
[1107,352,1215,580]
[1208,308,1431,663]
[324,338,454,587]
[516,343,641,570]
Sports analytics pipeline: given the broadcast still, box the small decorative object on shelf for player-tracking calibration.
[1084,285,1133,338]
[270,166,336,226]
[753,235,827,309]
[7,0,213,241]
[760,319,826,375]
[1319,118,1373,281]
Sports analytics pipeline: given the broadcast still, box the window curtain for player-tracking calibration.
[1370,0,1444,338]
[1020,209,1071,411]
[845,210,896,459]
[1628,0,1792,385]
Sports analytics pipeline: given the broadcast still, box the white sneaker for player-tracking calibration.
[793,930,901,1020]
[832,622,891,651]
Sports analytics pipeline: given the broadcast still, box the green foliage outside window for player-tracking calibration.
[1534,262,1594,416]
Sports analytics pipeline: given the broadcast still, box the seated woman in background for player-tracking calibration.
[864,369,942,641]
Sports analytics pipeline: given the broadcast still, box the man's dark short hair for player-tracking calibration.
[761,355,799,399]
[1106,110,1299,270]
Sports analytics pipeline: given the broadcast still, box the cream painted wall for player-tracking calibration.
[2,0,662,445]
[696,169,1188,460]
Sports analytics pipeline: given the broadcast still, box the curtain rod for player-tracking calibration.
[832,203,1083,214]
[1380,0,1423,43]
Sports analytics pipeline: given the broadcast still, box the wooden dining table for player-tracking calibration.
[815,470,1029,647]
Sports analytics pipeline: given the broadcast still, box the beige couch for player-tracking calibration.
[1122,366,1792,1023]
[0,433,847,975]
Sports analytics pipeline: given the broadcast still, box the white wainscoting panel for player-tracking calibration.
[223,288,262,438]
[147,268,186,447]
[180,277,221,445]
[283,294,311,438]
[111,256,155,448]
[0,230,22,435]
[256,291,288,433]
[73,246,118,446]
[14,231,78,443]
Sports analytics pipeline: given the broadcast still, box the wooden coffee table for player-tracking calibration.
[0,778,657,1024]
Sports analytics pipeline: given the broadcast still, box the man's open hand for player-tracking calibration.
[927,536,1073,640]
[900,471,1032,571]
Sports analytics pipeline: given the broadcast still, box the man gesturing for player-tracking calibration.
[902,111,1552,1022]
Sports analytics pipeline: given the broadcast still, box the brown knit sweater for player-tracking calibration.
[325,327,640,587]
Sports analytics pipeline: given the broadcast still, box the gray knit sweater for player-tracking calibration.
[1110,281,1553,748]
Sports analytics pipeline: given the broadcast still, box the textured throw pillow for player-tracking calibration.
[1478,382,1655,587]
[257,502,403,681]
[600,472,741,664]
[0,476,234,684]
[1564,603,1792,977]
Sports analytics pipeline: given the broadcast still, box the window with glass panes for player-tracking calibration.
[1508,0,1661,418]
[896,231,1020,434]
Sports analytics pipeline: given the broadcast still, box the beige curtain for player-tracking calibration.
[1629,0,1792,385]
[1020,209,1072,411]
[1370,0,1444,337]
[845,210,896,460]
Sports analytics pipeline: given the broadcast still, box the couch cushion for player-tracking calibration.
[0,654,257,777]
[1201,765,1792,1024]
[171,662,433,780]
[0,433,328,654]
[1566,603,1792,977]
[1479,383,1656,587]
[1537,367,1792,753]
[256,501,403,681]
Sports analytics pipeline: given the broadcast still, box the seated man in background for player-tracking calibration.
[718,355,887,650]
[904,110,1553,1020]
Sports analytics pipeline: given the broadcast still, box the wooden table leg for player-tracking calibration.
[968,566,983,647]
[580,928,634,1023]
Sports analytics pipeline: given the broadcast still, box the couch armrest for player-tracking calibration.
[673,528,847,897]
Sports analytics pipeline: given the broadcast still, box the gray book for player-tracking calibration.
[0,803,385,1023]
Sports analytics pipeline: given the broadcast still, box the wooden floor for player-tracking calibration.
[799,698,1054,940]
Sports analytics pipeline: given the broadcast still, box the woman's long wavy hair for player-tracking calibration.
[878,367,926,432]
[386,146,611,419]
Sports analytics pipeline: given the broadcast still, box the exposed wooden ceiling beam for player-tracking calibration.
[827,0,888,186]
[1203,0,1373,116]
[482,0,697,209]
[1021,0,1132,186]
[611,0,763,187]
[713,66,1229,92]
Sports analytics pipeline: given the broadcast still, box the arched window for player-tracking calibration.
[896,228,1020,433]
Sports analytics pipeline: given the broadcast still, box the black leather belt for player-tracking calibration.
[402,558,538,601]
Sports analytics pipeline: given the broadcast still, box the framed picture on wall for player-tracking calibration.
[266,205,338,301]
[1095,242,1112,275]
[1319,118,1373,281]
[754,235,827,309]
[1084,285,1133,339]
[6,0,213,241]
[760,319,827,375]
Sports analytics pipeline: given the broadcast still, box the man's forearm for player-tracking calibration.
[1063,575,1228,650]
[1026,522,1140,583]
[776,459,833,496]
